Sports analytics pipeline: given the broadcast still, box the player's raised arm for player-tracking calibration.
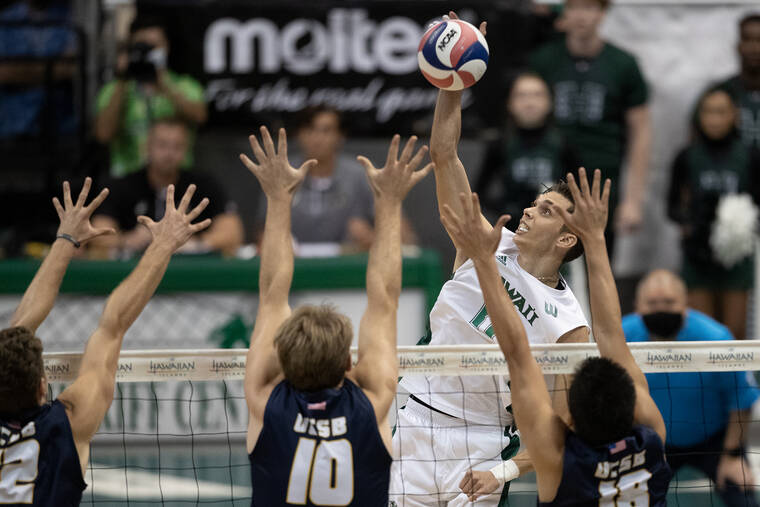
[350,135,432,444]
[441,193,566,494]
[240,128,316,430]
[550,168,666,441]
[57,184,211,475]
[429,12,492,271]
[10,178,113,333]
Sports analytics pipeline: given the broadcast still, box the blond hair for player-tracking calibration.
[274,305,353,391]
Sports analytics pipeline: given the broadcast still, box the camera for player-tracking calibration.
[125,42,167,83]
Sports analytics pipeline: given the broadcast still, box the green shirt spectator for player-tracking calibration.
[527,0,652,245]
[94,15,207,177]
[530,39,647,182]
[96,71,204,176]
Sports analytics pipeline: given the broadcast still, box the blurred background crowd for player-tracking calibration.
[2,0,760,337]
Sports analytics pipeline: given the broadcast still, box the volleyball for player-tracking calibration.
[417,19,489,91]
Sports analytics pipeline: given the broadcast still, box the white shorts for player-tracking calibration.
[389,397,517,506]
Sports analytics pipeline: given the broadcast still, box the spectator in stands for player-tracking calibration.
[624,269,760,507]
[717,14,760,149]
[0,0,78,138]
[529,0,651,248]
[90,118,242,256]
[94,15,206,177]
[667,87,760,340]
[474,72,580,227]
[261,105,416,253]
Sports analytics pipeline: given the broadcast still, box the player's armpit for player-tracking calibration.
[633,384,666,443]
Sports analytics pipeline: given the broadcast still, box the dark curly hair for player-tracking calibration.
[569,357,636,446]
[0,327,44,414]
[542,180,585,263]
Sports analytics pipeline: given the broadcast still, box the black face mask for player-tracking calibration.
[642,312,684,338]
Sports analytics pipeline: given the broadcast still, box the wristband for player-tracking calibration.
[56,233,80,248]
[489,459,520,485]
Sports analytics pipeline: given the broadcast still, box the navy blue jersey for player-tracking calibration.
[250,378,392,506]
[0,400,86,506]
[539,425,671,507]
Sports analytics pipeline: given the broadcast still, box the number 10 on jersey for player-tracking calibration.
[286,437,354,505]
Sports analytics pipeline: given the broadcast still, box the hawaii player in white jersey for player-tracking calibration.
[390,13,590,506]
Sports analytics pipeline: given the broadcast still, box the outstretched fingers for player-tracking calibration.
[165,184,176,211]
[410,162,434,186]
[260,126,276,158]
[407,144,429,172]
[277,127,288,158]
[385,134,401,167]
[565,171,584,205]
[137,215,156,230]
[398,135,418,165]
[177,184,197,214]
[186,197,209,222]
[63,181,73,209]
[440,204,463,237]
[601,178,612,209]
[298,158,318,176]
[191,218,212,233]
[356,155,376,177]
[75,177,92,208]
[52,197,64,220]
[494,214,511,231]
[590,168,602,201]
[577,167,592,200]
[239,153,259,174]
[247,134,267,165]
[84,188,110,216]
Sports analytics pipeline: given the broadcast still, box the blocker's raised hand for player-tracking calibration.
[357,134,433,203]
[440,192,509,262]
[53,177,114,246]
[137,184,211,252]
[551,167,611,241]
[240,126,316,200]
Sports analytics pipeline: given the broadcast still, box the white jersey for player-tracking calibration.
[400,229,589,426]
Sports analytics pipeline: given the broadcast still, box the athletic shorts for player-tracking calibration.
[389,398,517,506]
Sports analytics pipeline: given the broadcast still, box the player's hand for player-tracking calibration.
[240,126,316,201]
[441,192,510,262]
[443,11,487,36]
[717,455,754,491]
[137,184,211,252]
[459,469,501,501]
[357,134,433,204]
[615,199,643,232]
[53,177,115,246]
[551,167,611,242]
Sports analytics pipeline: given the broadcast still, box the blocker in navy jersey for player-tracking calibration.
[249,378,392,506]
[0,400,86,506]
[539,425,671,507]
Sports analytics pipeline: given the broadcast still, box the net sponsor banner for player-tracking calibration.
[42,341,760,383]
[145,1,531,134]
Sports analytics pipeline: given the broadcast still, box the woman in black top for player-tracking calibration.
[668,87,760,340]
[475,72,580,229]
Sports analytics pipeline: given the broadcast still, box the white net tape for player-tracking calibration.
[43,341,760,383]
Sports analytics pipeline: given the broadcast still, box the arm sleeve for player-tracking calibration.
[622,56,648,109]
[667,149,689,224]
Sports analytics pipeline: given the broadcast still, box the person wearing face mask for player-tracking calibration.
[94,15,207,177]
[667,87,760,341]
[474,72,581,228]
[623,269,760,507]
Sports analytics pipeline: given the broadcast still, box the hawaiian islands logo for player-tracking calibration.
[210,358,246,375]
[707,349,754,367]
[645,350,693,369]
[400,356,445,370]
[44,362,71,379]
[148,358,196,377]
[460,354,506,370]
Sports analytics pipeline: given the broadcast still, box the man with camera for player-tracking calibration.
[95,15,207,177]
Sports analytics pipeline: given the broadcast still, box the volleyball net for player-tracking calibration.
[40,341,760,506]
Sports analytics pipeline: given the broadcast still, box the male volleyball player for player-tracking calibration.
[0,178,211,505]
[443,168,671,505]
[241,127,431,506]
[391,12,590,506]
